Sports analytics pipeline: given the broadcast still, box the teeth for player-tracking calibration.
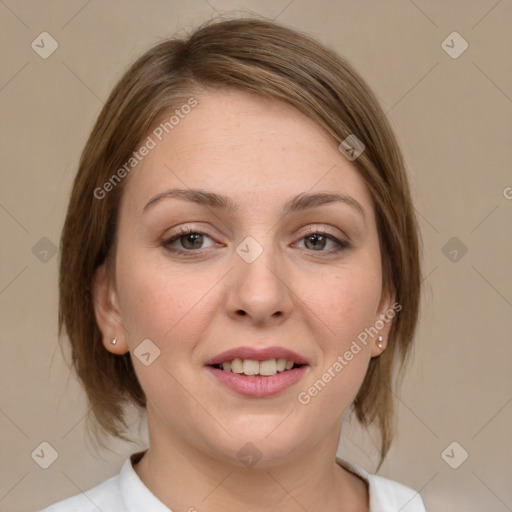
[216,358,298,376]
[243,359,260,375]
[276,358,287,372]
[231,359,244,373]
[259,359,277,376]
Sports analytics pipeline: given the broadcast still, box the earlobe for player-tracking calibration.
[371,284,396,357]
[371,335,387,358]
[91,262,129,354]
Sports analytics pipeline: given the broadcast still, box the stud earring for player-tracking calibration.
[377,335,383,348]
[111,338,117,345]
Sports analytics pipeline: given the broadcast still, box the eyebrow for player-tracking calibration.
[142,188,366,219]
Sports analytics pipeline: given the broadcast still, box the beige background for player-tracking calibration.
[1,1,511,511]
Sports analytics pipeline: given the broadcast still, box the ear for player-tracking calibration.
[370,282,397,358]
[91,262,129,355]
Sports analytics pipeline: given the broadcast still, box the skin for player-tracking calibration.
[93,88,395,512]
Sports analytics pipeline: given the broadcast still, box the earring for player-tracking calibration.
[111,338,117,345]
[377,335,383,348]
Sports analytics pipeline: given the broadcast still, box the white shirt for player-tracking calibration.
[40,451,426,511]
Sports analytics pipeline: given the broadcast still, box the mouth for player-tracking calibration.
[204,346,309,397]
[208,358,305,377]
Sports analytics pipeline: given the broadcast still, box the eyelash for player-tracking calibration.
[161,226,350,257]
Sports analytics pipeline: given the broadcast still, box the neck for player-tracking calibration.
[133,407,368,512]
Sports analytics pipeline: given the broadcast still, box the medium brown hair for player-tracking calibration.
[59,16,422,468]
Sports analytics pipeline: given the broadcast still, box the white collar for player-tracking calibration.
[118,451,424,512]
[118,452,170,512]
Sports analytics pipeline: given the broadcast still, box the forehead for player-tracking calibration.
[120,88,375,220]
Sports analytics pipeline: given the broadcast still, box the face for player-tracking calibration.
[93,88,395,467]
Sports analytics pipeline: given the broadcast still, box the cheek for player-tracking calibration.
[116,251,220,348]
[315,262,382,347]
[310,261,382,407]
[299,273,380,416]
[115,256,219,410]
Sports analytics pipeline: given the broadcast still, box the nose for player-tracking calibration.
[225,236,294,326]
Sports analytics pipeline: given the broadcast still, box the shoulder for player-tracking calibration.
[38,452,167,512]
[336,457,427,512]
[38,473,122,512]
[366,473,426,512]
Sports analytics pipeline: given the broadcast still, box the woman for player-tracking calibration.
[42,16,425,511]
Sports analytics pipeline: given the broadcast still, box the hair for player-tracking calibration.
[58,16,422,469]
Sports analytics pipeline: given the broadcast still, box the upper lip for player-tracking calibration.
[204,346,309,366]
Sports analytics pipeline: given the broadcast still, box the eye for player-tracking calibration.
[162,227,217,254]
[294,229,350,254]
[161,226,350,257]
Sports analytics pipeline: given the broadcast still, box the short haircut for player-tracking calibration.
[58,16,422,469]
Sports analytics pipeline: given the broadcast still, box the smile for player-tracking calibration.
[210,358,302,377]
[204,345,309,397]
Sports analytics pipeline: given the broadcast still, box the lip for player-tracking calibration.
[205,365,308,398]
[204,346,309,366]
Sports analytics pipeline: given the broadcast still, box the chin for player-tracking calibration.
[199,424,309,469]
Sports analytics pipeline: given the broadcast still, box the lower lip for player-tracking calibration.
[205,366,308,398]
